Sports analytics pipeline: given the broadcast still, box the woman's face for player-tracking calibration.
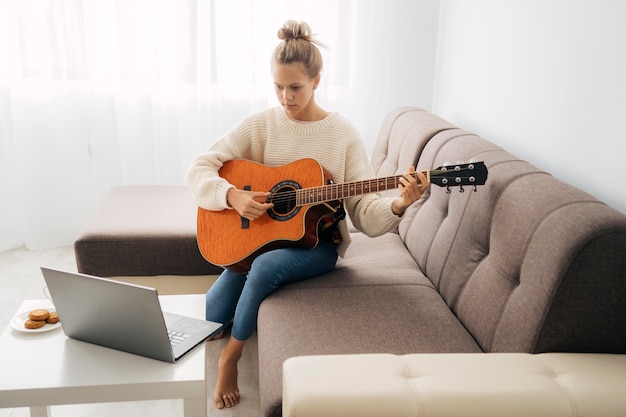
[273,62,320,121]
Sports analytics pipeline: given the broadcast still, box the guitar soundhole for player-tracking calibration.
[267,181,301,221]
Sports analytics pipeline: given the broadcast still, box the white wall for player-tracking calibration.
[334,0,441,150]
[433,0,626,214]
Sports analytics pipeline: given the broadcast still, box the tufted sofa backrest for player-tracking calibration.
[371,107,626,353]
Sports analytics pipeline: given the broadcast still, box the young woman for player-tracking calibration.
[187,20,429,409]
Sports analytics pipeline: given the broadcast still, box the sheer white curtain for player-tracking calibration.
[0,0,436,251]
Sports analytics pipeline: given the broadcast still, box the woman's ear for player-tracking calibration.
[313,74,321,90]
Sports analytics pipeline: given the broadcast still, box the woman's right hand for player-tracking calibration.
[227,188,274,220]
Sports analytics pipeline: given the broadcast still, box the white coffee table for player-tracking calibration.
[0,294,208,417]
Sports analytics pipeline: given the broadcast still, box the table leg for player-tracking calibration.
[183,397,207,417]
[30,406,51,417]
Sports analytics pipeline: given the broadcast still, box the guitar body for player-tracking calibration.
[197,158,341,273]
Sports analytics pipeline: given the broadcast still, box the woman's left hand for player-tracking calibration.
[391,166,429,216]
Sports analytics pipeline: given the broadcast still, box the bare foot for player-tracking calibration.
[214,337,245,409]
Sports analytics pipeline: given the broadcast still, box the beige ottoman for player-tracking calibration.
[283,352,626,417]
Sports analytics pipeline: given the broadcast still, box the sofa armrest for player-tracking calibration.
[283,353,626,417]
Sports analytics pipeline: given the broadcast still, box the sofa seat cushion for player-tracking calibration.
[74,185,222,276]
[287,231,434,290]
[283,353,626,417]
[257,231,483,417]
[259,284,482,417]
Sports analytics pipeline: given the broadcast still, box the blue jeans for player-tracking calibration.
[205,240,338,341]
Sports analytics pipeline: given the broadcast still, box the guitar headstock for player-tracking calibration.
[430,161,488,193]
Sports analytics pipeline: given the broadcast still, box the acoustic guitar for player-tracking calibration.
[197,158,488,272]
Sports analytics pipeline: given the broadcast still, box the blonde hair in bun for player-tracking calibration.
[273,20,324,79]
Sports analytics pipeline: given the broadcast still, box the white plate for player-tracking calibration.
[10,309,62,333]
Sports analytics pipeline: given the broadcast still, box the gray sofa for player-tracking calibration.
[256,107,626,417]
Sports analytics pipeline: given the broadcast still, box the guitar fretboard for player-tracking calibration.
[296,172,423,206]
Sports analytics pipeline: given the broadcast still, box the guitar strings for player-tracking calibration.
[265,169,477,206]
[269,171,421,206]
[267,170,480,205]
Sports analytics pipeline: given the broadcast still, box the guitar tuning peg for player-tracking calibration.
[446,185,451,194]
[459,185,465,193]
[473,185,478,192]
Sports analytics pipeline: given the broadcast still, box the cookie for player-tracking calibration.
[46,312,60,324]
[24,318,46,329]
[28,309,50,321]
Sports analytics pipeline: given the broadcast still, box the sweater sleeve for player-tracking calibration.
[186,139,239,211]
[186,112,267,210]
[342,139,402,237]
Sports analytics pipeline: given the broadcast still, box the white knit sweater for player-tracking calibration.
[186,107,402,257]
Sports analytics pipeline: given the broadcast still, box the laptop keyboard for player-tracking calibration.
[168,330,190,347]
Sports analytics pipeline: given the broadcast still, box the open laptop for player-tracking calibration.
[41,267,223,363]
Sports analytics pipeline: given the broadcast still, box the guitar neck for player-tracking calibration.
[296,171,426,206]
[290,161,487,206]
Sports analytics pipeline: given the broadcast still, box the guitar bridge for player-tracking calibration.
[241,185,251,229]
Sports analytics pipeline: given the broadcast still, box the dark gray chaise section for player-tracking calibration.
[74,185,222,276]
